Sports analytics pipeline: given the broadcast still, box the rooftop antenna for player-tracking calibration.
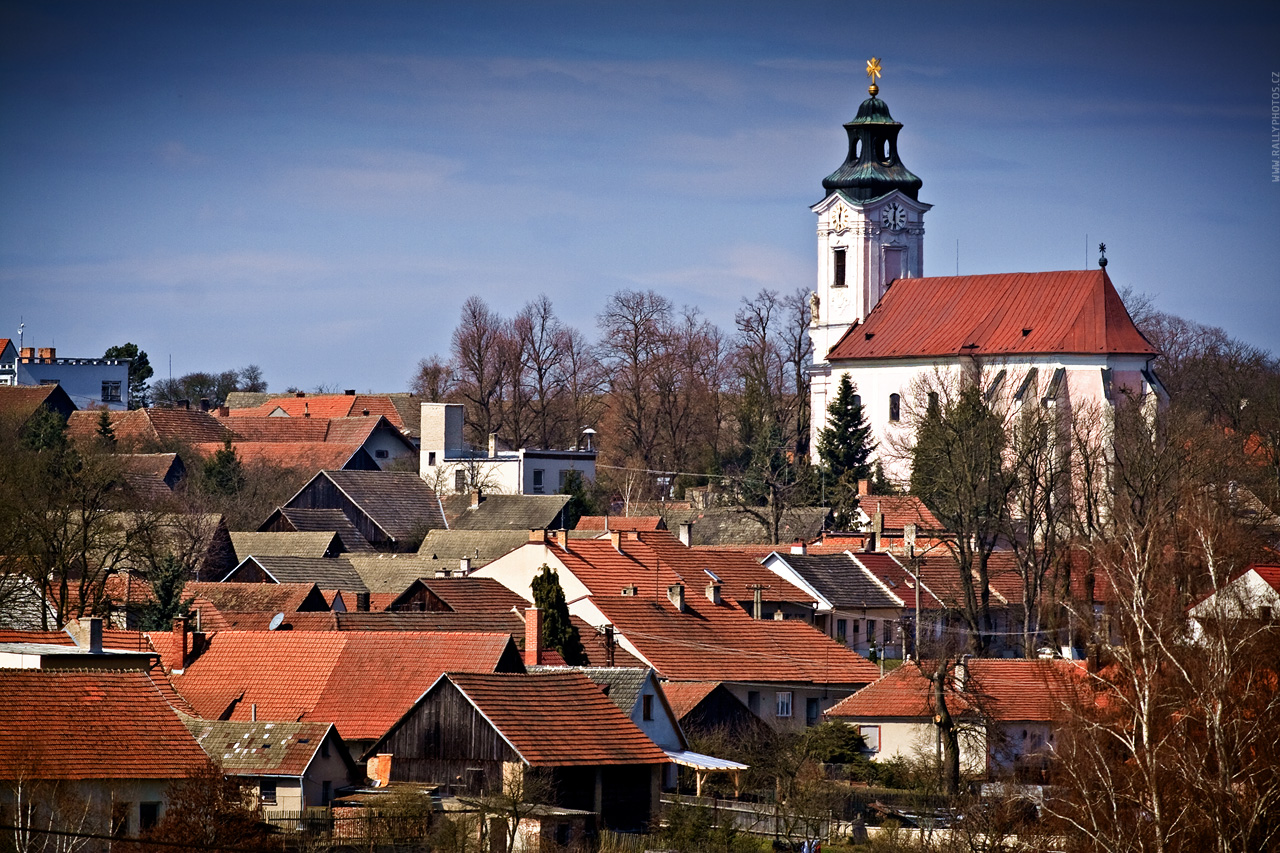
[955,239,959,276]
[17,320,23,351]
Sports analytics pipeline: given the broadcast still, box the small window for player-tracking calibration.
[321,737,330,758]
[642,694,654,721]
[260,780,277,805]
[558,470,569,489]
[747,690,761,715]
[556,823,572,846]
[851,620,860,638]
[532,469,545,494]
[836,618,848,643]
[139,802,161,830]
[322,780,332,805]
[867,619,876,643]
[374,449,389,459]
[776,691,793,718]
[860,724,881,752]
[428,451,437,466]
[888,393,901,422]
[833,248,847,288]
[806,697,821,725]
[102,381,122,403]
[851,394,861,408]
[454,470,466,492]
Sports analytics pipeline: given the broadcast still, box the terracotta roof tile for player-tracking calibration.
[593,595,879,685]
[827,269,1155,361]
[860,496,942,531]
[418,577,531,612]
[192,441,368,471]
[658,681,722,719]
[825,658,1089,722]
[443,672,669,766]
[170,630,522,741]
[0,669,208,780]
[575,516,666,532]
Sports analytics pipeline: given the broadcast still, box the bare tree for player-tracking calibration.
[451,296,513,447]
[513,295,567,451]
[597,289,672,466]
[411,354,457,402]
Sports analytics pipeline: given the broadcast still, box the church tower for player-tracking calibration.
[809,60,930,364]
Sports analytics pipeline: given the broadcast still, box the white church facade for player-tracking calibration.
[807,65,1165,482]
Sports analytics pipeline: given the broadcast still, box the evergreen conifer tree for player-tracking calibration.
[530,564,588,665]
[817,374,875,526]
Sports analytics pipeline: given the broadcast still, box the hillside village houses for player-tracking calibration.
[2,62,1270,851]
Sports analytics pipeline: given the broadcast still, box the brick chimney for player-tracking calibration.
[528,529,549,545]
[790,538,807,556]
[610,530,622,552]
[524,607,543,667]
[19,347,33,361]
[171,617,189,671]
[667,583,685,612]
[471,489,482,509]
[368,753,393,787]
[67,617,103,653]
[37,347,55,362]
[858,478,870,496]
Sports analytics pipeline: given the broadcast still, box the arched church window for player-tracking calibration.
[889,393,901,422]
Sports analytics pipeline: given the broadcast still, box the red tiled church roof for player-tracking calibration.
[827,270,1156,361]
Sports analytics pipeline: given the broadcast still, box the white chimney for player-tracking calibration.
[790,538,807,556]
[678,522,692,547]
[667,583,685,612]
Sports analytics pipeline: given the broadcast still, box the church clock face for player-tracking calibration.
[831,204,851,233]
[880,202,907,231]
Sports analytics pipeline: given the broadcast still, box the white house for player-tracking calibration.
[419,402,596,496]
[1187,564,1280,640]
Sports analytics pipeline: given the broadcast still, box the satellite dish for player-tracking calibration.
[268,612,285,631]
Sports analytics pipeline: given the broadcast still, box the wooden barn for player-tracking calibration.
[364,671,669,833]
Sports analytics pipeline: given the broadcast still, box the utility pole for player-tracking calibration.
[905,524,921,658]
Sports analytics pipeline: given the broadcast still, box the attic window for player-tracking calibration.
[1022,328,1032,337]
[865,332,874,341]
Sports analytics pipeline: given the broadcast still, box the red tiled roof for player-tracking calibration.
[827,270,1156,361]
[593,594,879,685]
[170,630,521,741]
[443,672,669,766]
[547,534,813,609]
[1253,564,1280,593]
[67,408,232,448]
[225,417,331,442]
[0,669,208,780]
[861,496,942,531]
[825,658,1089,722]
[575,516,666,532]
[227,395,407,431]
[191,441,365,470]
[659,681,721,719]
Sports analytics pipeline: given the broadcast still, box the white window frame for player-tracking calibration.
[776,691,793,718]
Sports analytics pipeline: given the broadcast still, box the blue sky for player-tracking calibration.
[2,1,1277,391]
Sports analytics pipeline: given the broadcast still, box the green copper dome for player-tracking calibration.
[822,95,923,202]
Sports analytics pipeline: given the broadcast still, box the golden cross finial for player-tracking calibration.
[866,57,882,96]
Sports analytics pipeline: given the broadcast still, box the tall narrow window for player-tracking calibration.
[889,393,901,422]
[454,470,466,492]
[833,248,847,288]
[776,691,793,718]
[642,694,654,721]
